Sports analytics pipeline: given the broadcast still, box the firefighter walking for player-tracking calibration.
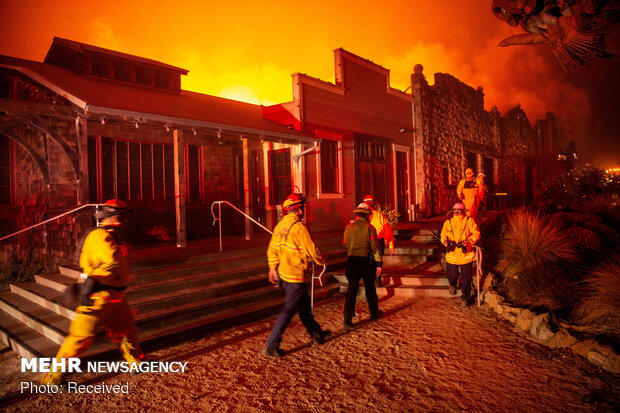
[262,193,331,358]
[457,168,483,223]
[440,203,480,307]
[42,199,143,385]
[343,202,383,330]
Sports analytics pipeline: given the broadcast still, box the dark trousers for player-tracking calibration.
[265,280,323,349]
[344,256,379,323]
[446,262,473,300]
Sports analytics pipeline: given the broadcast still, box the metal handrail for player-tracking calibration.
[0,203,104,242]
[311,264,327,314]
[210,200,272,252]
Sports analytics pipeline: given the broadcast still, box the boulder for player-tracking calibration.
[500,306,521,323]
[484,291,504,310]
[546,328,576,349]
[572,339,620,374]
[530,313,556,342]
[515,309,536,332]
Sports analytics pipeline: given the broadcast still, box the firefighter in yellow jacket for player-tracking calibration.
[440,202,480,307]
[457,168,483,223]
[343,203,383,330]
[42,199,143,385]
[262,193,331,358]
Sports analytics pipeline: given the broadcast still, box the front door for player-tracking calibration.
[395,151,408,221]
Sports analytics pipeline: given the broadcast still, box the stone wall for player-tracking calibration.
[412,68,546,216]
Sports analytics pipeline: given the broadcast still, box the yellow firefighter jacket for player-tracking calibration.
[267,213,326,283]
[343,218,382,266]
[456,178,482,206]
[369,209,394,250]
[79,225,133,287]
[440,215,480,265]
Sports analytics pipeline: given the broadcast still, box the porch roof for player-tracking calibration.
[0,55,318,144]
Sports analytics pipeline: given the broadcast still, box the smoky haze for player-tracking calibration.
[0,0,618,167]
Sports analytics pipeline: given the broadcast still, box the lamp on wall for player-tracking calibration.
[399,127,407,133]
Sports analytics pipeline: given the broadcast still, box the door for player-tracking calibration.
[396,151,408,220]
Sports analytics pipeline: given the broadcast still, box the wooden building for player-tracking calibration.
[0,39,554,267]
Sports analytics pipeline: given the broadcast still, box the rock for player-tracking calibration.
[484,291,503,310]
[516,309,535,332]
[500,306,521,323]
[481,272,494,291]
[572,339,620,374]
[546,328,576,349]
[530,313,555,342]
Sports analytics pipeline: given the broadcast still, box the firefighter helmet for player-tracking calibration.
[451,202,466,215]
[353,202,371,215]
[282,193,306,212]
[362,194,376,206]
[97,199,131,220]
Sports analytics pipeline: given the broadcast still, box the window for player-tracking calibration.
[269,149,291,205]
[88,137,194,203]
[319,139,339,194]
[0,135,11,204]
[0,76,14,99]
[186,145,202,203]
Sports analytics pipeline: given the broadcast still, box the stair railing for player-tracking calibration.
[210,200,272,252]
[210,200,327,311]
[0,203,104,242]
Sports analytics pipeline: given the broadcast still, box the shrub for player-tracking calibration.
[375,203,400,227]
[572,256,620,344]
[495,209,578,311]
[0,247,48,290]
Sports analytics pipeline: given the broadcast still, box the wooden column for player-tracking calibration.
[242,138,252,240]
[173,129,187,247]
[75,117,89,204]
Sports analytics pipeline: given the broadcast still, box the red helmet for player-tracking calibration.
[282,193,306,212]
[97,199,131,220]
[363,194,376,206]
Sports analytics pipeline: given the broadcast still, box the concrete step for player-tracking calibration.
[0,279,341,359]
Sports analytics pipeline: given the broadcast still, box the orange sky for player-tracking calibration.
[1,0,618,167]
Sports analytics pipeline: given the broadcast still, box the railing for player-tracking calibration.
[210,200,272,252]
[210,200,327,311]
[0,203,103,242]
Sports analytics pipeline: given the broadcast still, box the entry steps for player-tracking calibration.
[0,231,347,359]
[335,225,451,298]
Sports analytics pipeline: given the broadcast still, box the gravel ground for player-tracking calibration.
[1,294,619,412]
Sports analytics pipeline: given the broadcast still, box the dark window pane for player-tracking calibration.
[101,138,115,200]
[164,146,174,200]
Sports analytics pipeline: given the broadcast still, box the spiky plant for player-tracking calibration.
[375,203,400,227]
[495,209,578,310]
[573,256,620,343]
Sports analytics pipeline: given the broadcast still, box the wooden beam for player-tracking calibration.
[76,117,89,204]
[173,129,187,247]
[242,138,252,240]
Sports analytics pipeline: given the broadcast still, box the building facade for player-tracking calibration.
[0,39,555,268]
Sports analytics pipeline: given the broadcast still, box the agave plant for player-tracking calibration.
[374,203,400,227]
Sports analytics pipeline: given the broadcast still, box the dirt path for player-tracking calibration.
[1,294,618,412]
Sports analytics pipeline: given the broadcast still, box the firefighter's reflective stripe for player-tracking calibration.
[267,213,325,283]
[440,215,480,265]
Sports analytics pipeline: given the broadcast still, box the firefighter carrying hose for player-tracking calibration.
[41,199,143,385]
[440,202,480,307]
[262,193,331,358]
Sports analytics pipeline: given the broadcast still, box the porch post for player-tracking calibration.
[75,116,89,204]
[173,129,187,247]
[242,137,252,240]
